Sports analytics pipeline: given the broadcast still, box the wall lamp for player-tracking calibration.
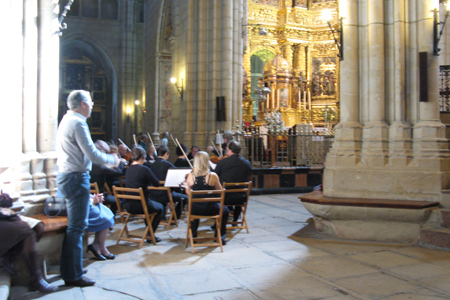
[433,2,449,56]
[134,100,146,114]
[242,23,268,37]
[126,107,132,123]
[170,77,184,101]
[57,0,74,36]
[322,11,344,61]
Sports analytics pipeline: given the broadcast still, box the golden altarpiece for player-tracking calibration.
[243,0,340,130]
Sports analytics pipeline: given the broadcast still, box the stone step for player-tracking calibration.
[420,227,450,250]
[442,209,450,229]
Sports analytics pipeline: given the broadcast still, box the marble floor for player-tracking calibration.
[9,194,450,300]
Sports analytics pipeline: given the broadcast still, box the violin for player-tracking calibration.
[210,155,228,164]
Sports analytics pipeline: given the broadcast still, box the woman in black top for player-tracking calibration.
[125,146,164,241]
[184,151,229,244]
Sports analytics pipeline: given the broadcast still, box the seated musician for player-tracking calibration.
[125,146,164,242]
[118,144,131,163]
[187,145,200,160]
[90,140,124,215]
[214,140,252,222]
[149,145,188,219]
[146,144,157,164]
[184,151,230,245]
[174,144,191,168]
[209,131,233,157]
[106,143,126,188]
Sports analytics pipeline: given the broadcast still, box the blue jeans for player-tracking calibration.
[56,172,90,281]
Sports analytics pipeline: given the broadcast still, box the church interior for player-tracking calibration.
[2,0,450,298]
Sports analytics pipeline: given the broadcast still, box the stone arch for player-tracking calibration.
[59,36,118,141]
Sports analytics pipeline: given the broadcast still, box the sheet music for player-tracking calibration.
[164,169,192,187]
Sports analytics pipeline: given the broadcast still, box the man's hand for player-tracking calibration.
[92,193,104,205]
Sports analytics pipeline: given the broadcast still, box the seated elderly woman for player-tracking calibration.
[55,190,116,260]
[0,193,57,293]
[125,146,164,242]
[184,151,230,245]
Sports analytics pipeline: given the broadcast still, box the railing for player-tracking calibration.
[232,129,334,168]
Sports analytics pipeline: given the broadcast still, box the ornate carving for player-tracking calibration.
[252,8,278,23]
[293,10,310,25]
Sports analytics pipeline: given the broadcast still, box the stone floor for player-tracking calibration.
[9,194,450,300]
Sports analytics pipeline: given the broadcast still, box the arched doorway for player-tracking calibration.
[59,39,117,142]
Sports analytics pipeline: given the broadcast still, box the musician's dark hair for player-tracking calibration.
[130,145,146,162]
[191,145,200,151]
[176,144,188,156]
[0,193,13,208]
[157,145,169,157]
[228,140,241,155]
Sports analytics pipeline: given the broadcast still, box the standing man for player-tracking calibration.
[160,131,169,147]
[139,134,149,152]
[56,90,119,287]
[215,141,252,222]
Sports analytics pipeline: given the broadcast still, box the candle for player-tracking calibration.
[303,91,306,110]
[308,90,311,110]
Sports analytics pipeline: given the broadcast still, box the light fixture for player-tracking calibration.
[242,24,269,37]
[433,2,450,56]
[57,0,74,36]
[170,77,184,101]
[322,10,344,61]
[126,107,132,123]
[134,100,146,114]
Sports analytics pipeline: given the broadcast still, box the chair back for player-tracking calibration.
[187,190,225,217]
[147,185,178,228]
[104,182,113,195]
[223,182,252,199]
[90,182,100,194]
[112,186,158,247]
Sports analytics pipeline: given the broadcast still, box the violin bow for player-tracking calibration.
[118,138,131,151]
[147,132,155,149]
[175,138,194,169]
[210,140,222,157]
[133,134,137,147]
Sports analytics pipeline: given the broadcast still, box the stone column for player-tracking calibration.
[0,0,25,198]
[413,0,449,162]
[281,41,293,66]
[385,0,413,167]
[37,0,60,196]
[360,0,389,166]
[324,0,362,195]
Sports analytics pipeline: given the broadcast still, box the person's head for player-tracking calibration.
[176,144,188,157]
[163,131,169,139]
[148,145,156,156]
[157,145,169,159]
[227,140,241,156]
[223,132,233,144]
[193,151,210,177]
[94,140,110,153]
[141,134,148,142]
[130,145,146,163]
[190,145,199,157]
[67,90,94,118]
[118,144,128,156]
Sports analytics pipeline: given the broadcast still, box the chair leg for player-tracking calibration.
[116,215,130,245]
[216,219,223,253]
[185,219,190,248]
[189,227,196,254]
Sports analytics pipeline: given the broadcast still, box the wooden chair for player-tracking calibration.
[112,186,158,248]
[90,182,100,194]
[147,185,178,229]
[223,182,252,233]
[104,182,113,195]
[118,175,126,187]
[185,190,225,253]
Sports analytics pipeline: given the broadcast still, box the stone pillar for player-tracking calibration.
[324,0,450,202]
[172,0,243,149]
[324,0,362,190]
[281,41,293,66]
[385,0,413,167]
[37,0,60,196]
[0,0,25,198]
[360,0,389,166]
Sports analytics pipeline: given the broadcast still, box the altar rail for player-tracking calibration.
[233,131,334,168]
